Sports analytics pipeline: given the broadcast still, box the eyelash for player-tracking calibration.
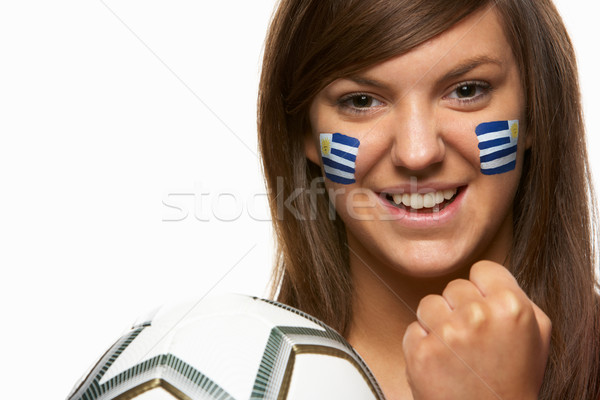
[336,80,492,115]
[445,80,492,104]
[336,93,385,116]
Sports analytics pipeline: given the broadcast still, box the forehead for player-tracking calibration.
[356,7,513,83]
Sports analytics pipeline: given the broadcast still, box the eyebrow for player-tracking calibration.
[346,55,504,88]
[440,55,503,82]
[346,76,388,89]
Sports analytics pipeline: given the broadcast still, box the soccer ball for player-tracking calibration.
[68,294,385,399]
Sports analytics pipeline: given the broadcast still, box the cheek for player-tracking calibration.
[351,134,388,177]
[451,128,482,168]
[330,186,381,221]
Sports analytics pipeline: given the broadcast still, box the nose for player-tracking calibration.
[389,101,445,171]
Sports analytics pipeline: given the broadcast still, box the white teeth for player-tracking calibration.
[435,191,444,203]
[443,189,456,200]
[423,193,435,208]
[411,193,424,209]
[387,188,458,209]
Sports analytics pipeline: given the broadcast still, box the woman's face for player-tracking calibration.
[306,8,526,277]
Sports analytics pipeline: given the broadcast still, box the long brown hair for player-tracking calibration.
[258,0,600,398]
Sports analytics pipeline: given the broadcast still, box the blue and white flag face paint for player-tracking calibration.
[475,120,519,175]
[320,133,360,184]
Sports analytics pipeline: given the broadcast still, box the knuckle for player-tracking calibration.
[439,321,459,344]
[405,339,431,368]
[411,336,440,367]
[465,301,486,327]
[494,289,529,321]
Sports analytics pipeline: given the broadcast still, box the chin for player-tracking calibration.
[386,250,471,280]
[400,263,466,279]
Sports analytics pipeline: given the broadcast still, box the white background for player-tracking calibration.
[0,1,597,399]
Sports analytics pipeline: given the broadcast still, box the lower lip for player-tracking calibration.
[378,187,466,228]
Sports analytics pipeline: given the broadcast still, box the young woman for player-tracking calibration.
[258,0,600,399]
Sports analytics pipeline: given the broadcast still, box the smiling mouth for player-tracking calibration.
[382,187,461,213]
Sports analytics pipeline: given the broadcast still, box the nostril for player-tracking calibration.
[390,136,445,171]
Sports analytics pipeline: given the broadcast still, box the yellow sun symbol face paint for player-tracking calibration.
[510,121,519,139]
[320,137,332,156]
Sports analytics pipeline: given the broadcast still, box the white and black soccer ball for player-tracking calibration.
[68,294,385,400]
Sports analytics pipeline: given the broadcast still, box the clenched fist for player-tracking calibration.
[402,261,552,400]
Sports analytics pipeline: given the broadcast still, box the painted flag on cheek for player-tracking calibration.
[319,133,360,184]
[475,120,519,175]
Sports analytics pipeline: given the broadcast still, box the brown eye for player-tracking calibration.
[446,81,491,104]
[456,84,477,98]
[338,93,384,115]
[352,95,373,108]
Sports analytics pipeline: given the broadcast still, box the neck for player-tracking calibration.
[346,238,472,336]
[344,212,512,346]
[343,212,513,399]
[344,240,472,400]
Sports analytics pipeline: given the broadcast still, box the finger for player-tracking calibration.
[469,260,522,297]
[416,294,452,333]
[403,320,428,355]
[442,278,483,310]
